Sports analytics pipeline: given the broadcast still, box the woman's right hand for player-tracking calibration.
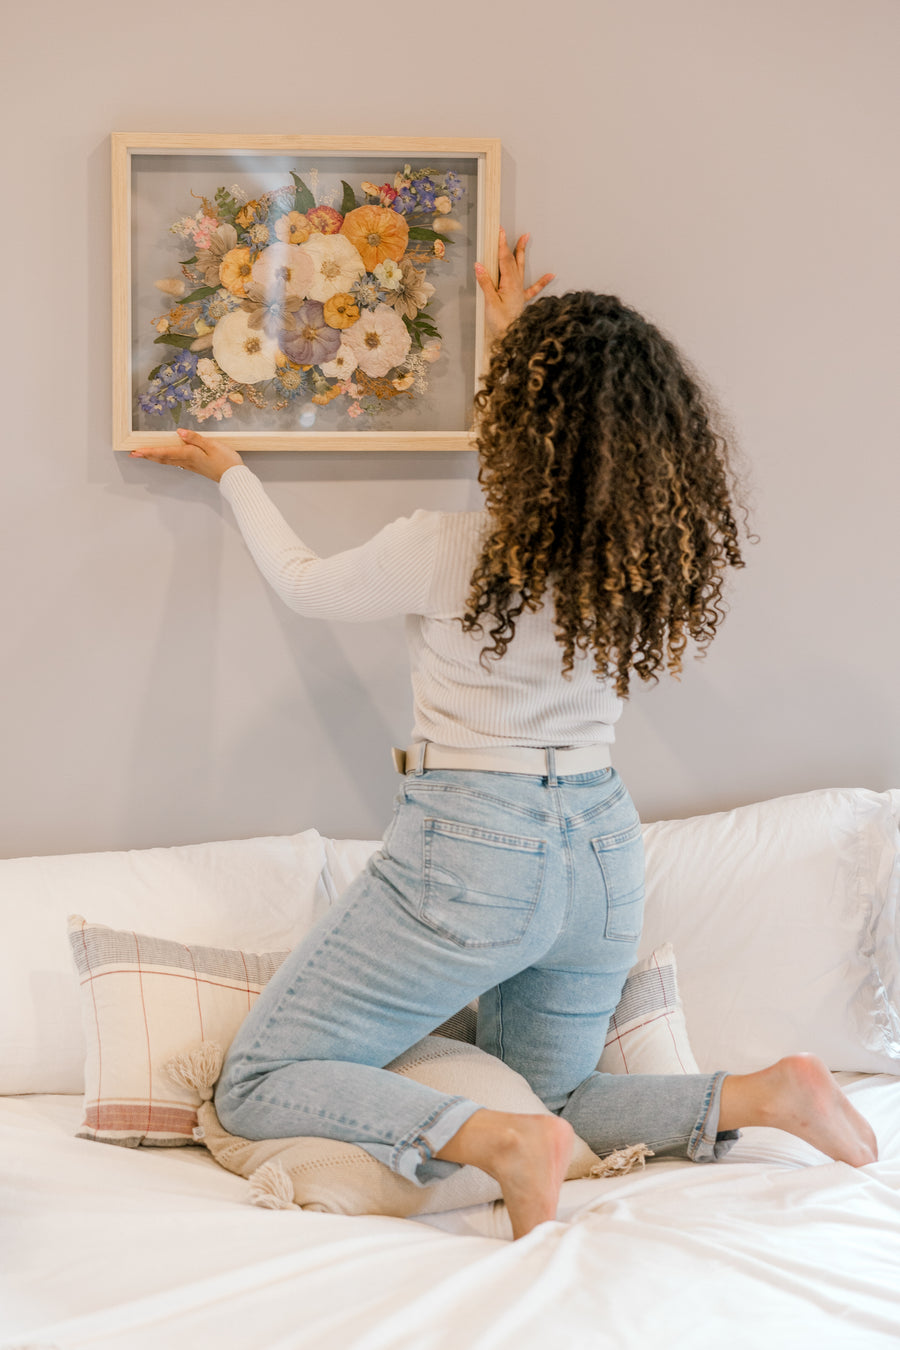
[130,428,244,483]
[475,228,555,343]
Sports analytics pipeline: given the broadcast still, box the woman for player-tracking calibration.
[133,231,876,1240]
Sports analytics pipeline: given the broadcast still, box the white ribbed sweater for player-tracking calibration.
[219,465,623,748]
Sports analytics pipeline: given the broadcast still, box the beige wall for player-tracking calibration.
[3,0,898,856]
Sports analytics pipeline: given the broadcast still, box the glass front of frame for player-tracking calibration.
[129,151,481,439]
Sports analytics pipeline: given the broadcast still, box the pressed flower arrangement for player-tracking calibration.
[114,136,500,450]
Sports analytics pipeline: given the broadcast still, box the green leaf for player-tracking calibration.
[179,285,219,306]
[408,226,451,243]
[179,255,197,266]
[340,180,358,215]
[147,364,162,381]
[153,333,198,350]
[290,172,316,214]
[172,404,182,427]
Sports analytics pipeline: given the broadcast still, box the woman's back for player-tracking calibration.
[218,470,623,748]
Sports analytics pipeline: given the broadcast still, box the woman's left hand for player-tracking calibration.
[130,429,243,482]
[475,228,555,343]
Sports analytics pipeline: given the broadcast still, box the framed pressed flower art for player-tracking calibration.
[112,133,501,452]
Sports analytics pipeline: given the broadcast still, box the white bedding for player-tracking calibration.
[4,1074,900,1350]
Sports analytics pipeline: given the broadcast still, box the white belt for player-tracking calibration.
[392,742,612,776]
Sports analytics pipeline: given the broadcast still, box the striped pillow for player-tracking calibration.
[67,916,696,1147]
[68,915,289,1147]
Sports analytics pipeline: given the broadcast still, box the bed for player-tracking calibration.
[3,786,899,1349]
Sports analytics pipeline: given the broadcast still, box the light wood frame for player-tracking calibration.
[112,133,501,453]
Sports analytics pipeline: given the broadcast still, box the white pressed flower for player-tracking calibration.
[252,244,314,300]
[373,259,403,291]
[341,303,412,378]
[196,358,224,390]
[300,233,367,302]
[319,342,359,380]
[212,309,278,384]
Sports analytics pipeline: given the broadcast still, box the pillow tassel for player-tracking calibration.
[248,1160,299,1210]
[589,1143,655,1178]
[165,1040,224,1100]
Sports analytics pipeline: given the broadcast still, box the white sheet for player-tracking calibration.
[3,1075,900,1349]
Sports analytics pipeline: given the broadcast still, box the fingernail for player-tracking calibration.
[177,428,187,438]
[474,263,485,274]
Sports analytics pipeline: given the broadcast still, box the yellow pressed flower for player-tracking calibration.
[194,319,213,335]
[323,293,360,329]
[392,373,415,391]
[228,392,244,404]
[219,247,255,297]
[236,198,266,228]
[155,318,170,333]
[275,211,312,245]
[340,205,409,271]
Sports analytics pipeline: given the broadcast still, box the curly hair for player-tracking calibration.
[462,291,750,697]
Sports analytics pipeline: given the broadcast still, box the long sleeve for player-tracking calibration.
[218,464,440,621]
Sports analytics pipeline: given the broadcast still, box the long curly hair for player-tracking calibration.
[462,291,750,697]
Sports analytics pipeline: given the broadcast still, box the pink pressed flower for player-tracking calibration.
[347,403,362,418]
[192,214,220,249]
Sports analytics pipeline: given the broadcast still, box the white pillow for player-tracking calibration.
[638,788,900,1074]
[0,830,329,1094]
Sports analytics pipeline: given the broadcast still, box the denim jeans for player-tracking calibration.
[216,765,740,1184]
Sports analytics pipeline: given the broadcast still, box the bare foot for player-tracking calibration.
[436,1110,575,1240]
[719,1054,878,1166]
[489,1115,576,1240]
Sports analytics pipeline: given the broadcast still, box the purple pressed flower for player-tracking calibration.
[279,300,342,366]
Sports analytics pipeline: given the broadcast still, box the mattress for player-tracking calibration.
[3,1073,900,1350]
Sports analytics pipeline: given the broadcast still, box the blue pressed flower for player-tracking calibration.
[138,391,164,416]
[200,291,237,325]
[445,172,465,201]
[173,350,199,376]
[392,188,417,215]
[350,274,383,309]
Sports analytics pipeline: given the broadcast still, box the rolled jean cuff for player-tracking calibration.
[688,1070,742,1163]
[389,1096,484,1186]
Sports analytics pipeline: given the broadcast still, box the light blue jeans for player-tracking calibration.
[216,764,740,1184]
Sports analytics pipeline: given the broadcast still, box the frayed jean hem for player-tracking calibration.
[688,1070,741,1162]
[361,1096,483,1185]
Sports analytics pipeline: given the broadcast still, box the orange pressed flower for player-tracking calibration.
[323,293,360,329]
[219,247,255,297]
[340,205,409,271]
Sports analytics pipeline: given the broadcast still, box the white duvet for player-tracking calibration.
[3,1074,899,1350]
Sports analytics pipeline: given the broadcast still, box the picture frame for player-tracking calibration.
[112,134,501,453]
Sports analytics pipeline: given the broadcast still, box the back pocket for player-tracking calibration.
[590,821,645,942]
[422,819,547,948]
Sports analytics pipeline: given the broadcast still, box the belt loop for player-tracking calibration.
[412,741,427,777]
[545,746,558,788]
